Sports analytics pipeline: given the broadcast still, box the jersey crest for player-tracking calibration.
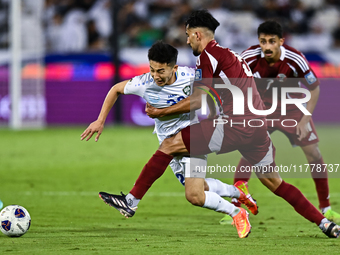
[182,85,191,96]
[277,73,287,82]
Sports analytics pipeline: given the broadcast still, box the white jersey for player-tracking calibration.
[124,66,197,142]
[124,66,206,186]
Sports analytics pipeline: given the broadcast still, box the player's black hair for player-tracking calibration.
[148,40,178,66]
[257,20,283,38]
[185,9,220,33]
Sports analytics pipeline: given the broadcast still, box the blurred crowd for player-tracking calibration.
[117,0,340,52]
[0,0,340,53]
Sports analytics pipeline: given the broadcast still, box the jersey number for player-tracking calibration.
[175,173,185,186]
[167,96,185,106]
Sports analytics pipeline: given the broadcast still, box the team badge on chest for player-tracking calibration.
[183,85,191,96]
[277,73,287,82]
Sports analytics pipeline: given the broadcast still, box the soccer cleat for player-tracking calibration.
[324,209,340,225]
[320,221,340,238]
[219,215,233,225]
[99,192,137,218]
[234,181,258,215]
[232,208,251,238]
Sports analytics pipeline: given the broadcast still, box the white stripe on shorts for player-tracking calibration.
[254,133,274,166]
[208,116,225,152]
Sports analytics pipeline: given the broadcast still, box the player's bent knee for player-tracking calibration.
[185,177,206,206]
[302,144,322,162]
[308,151,322,162]
[185,192,205,206]
[185,188,205,206]
[204,180,209,191]
[257,174,282,192]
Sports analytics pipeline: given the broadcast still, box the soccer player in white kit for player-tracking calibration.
[81,41,258,236]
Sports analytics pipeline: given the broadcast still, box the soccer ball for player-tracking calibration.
[0,205,31,237]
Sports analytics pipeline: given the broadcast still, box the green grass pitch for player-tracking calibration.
[0,125,339,254]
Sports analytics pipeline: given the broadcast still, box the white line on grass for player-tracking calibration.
[20,191,340,198]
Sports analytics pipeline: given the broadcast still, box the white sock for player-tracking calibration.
[126,193,140,208]
[203,191,239,216]
[205,178,240,198]
[321,206,331,214]
[319,217,330,230]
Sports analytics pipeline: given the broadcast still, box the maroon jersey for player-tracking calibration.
[240,44,319,112]
[194,40,264,119]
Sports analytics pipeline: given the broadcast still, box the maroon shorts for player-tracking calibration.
[181,117,274,166]
[267,109,319,147]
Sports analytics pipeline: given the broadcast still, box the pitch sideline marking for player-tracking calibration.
[17,191,340,198]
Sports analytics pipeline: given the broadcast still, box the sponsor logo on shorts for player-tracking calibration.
[308,132,317,141]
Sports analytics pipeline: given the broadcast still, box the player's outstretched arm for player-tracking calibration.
[80,80,128,142]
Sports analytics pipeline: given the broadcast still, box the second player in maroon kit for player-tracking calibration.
[240,42,319,145]
[232,20,340,224]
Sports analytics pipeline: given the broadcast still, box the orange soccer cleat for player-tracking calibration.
[234,181,258,215]
[232,207,251,238]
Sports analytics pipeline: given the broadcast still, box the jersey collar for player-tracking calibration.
[205,40,217,51]
[279,45,286,61]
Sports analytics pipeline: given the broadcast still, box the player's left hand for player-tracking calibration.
[296,118,310,141]
[80,120,104,142]
[145,102,165,118]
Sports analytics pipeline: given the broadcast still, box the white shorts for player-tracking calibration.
[170,155,208,186]
[156,131,207,185]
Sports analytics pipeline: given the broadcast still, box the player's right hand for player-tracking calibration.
[80,120,104,142]
[145,102,165,118]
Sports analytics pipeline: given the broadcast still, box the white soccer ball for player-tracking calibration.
[0,205,31,237]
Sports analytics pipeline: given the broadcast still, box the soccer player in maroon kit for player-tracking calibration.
[228,20,340,224]
[92,10,339,238]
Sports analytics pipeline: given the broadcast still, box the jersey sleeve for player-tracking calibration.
[301,67,319,90]
[294,54,320,90]
[194,52,214,87]
[123,73,150,97]
[240,46,261,67]
[240,47,253,60]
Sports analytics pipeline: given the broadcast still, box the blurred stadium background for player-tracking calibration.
[0,0,340,129]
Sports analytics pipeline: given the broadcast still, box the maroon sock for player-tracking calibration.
[274,180,324,225]
[309,158,330,209]
[233,157,252,184]
[130,150,173,199]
